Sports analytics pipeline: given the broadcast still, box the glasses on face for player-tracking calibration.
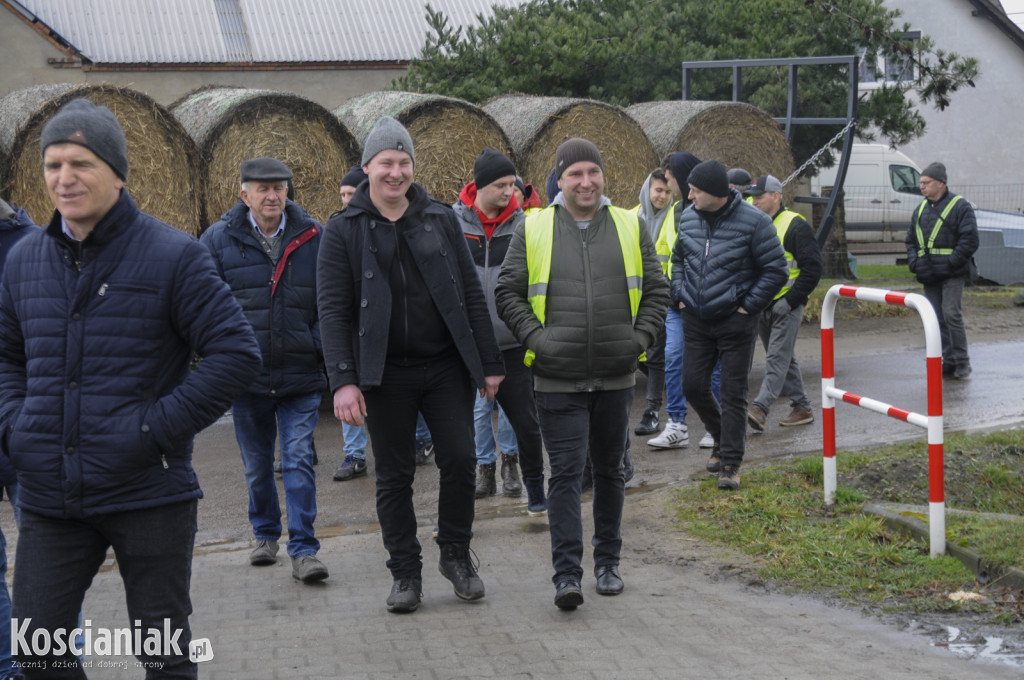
[920,179,936,187]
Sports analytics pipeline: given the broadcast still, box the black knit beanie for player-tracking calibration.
[40,98,129,180]
[554,138,603,179]
[340,165,368,189]
[473,148,517,189]
[686,160,730,198]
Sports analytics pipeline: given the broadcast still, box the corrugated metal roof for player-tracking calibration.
[18,0,523,64]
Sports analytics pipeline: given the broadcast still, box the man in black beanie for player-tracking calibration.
[454,148,547,514]
[670,160,787,490]
[497,138,669,609]
[905,162,978,379]
[0,98,261,676]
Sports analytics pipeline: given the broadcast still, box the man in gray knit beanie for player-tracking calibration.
[40,98,129,181]
[318,113,504,614]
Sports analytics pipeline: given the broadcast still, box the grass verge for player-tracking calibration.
[670,430,1024,622]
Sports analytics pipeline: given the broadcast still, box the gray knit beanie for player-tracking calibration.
[921,162,947,185]
[40,99,129,180]
[361,116,415,166]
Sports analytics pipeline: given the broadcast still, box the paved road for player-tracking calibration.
[2,329,1022,677]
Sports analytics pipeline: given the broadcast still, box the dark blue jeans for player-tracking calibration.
[12,500,198,679]
[535,388,632,584]
[682,309,759,467]
[232,391,321,558]
[362,354,477,579]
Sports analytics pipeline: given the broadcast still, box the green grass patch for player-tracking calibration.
[671,430,1024,619]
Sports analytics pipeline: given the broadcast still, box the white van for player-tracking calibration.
[811,144,922,242]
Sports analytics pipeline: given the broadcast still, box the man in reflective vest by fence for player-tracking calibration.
[904,162,979,380]
[746,174,823,432]
[496,138,669,611]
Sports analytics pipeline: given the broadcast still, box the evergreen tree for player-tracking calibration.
[397,0,978,170]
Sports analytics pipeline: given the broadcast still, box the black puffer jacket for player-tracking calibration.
[905,191,979,285]
[201,200,325,397]
[671,190,787,320]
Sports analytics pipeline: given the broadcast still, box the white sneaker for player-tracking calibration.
[648,421,689,449]
[698,432,715,448]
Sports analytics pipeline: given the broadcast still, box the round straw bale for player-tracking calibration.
[173,88,360,228]
[336,91,513,204]
[484,96,657,208]
[627,100,796,204]
[0,83,202,233]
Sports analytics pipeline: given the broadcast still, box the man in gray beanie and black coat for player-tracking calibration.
[905,162,978,379]
[317,116,504,614]
[671,160,787,491]
[0,98,261,677]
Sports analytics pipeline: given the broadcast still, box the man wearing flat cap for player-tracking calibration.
[454,148,546,513]
[497,138,669,610]
[905,162,979,379]
[0,98,261,676]
[671,160,787,491]
[746,174,823,432]
[317,116,504,613]
[201,157,330,584]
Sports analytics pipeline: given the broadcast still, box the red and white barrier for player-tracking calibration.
[821,285,946,558]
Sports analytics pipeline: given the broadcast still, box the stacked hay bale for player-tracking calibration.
[626,100,795,205]
[173,88,360,228]
[337,92,512,204]
[485,96,657,207]
[0,83,202,233]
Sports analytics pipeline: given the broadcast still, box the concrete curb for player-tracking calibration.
[864,502,1024,591]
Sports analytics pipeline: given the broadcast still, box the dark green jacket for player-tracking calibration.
[495,198,669,393]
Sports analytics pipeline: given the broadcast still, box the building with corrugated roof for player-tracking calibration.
[1,0,522,108]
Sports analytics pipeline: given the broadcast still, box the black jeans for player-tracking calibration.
[493,347,545,483]
[363,354,477,579]
[13,500,198,679]
[535,388,632,584]
[642,321,667,411]
[681,309,759,467]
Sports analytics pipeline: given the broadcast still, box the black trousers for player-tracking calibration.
[681,309,759,467]
[363,354,476,579]
[493,346,546,482]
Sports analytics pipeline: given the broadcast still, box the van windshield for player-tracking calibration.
[890,164,921,195]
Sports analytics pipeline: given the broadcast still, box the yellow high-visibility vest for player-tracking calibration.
[653,203,678,278]
[523,205,644,366]
[772,209,802,300]
[914,195,963,257]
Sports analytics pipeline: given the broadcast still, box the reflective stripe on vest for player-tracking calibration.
[523,205,644,366]
[914,195,963,257]
[772,209,801,301]
[653,203,677,277]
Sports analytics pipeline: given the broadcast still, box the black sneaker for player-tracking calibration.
[415,440,435,466]
[554,579,584,610]
[706,442,722,473]
[634,409,659,435]
[386,577,423,613]
[438,543,485,601]
[333,454,367,481]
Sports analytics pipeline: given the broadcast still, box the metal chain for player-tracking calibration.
[779,119,857,187]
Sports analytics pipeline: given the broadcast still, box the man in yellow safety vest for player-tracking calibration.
[745,174,823,432]
[496,138,669,611]
[904,162,979,380]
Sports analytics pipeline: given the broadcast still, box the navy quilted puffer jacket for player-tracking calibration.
[0,191,261,519]
[671,190,788,320]
[201,200,325,397]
